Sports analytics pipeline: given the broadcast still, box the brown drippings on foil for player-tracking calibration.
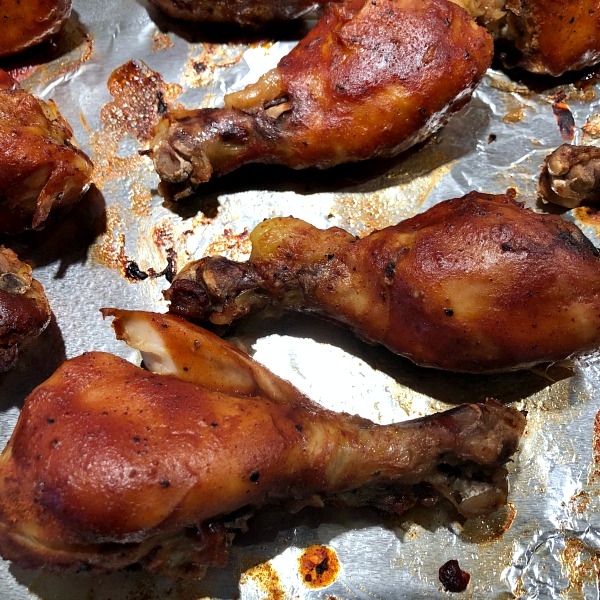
[502,97,527,124]
[574,207,600,241]
[240,561,285,600]
[589,409,600,484]
[183,44,246,89]
[567,490,591,516]
[89,60,182,189]
[152,31,174,53]
[205,228,251,261]
[582,115,600,140]
[460,502,516,544]
[90,207,127,272]
[299,545,340,589]
[560,538,600,596]
[104,60,182,143]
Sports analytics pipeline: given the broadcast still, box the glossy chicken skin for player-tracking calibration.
[0,70,93,235]
[0,246,51,372]
[0,0,71,57]
[148,0,326,24]
[454,0,600,76]
[166,191,600,373]
[150,0,493,199]
[0,310,525,576]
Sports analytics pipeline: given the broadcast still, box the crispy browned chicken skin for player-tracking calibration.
[0,246,51,372]
[455,0,600,76]
[148,0,326,24]
[166,191,600,373]
[150,0,493,199]
[149,0,600,76]
[0,309,525,577]
[0,0,71,57]
[0,70,93,235]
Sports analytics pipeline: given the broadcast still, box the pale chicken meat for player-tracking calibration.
[0,309,525,577]
[0,246,51,372]
[149,0,493,199]
[0,0,71,57]
[166,191,600,373]
[0,70,93,235]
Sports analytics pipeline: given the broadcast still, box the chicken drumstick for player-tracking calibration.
[166,191,600,373]
[0,70,93,234]
[0,246,51,372]
[150,0,493,199]
[0,310,525,577]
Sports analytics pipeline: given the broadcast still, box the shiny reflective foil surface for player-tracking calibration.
[1,1,600,598]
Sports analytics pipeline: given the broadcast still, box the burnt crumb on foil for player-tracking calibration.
[125,249,177,282]
[439,559,470,592]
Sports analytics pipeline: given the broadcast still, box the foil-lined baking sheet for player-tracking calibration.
[1,0,600,598]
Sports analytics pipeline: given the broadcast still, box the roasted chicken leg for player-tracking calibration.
[148,0,600,76]
[166,191,600,373]
[0,70,93,235]
[148,0,326,25]
[150,0,493,199]
[0,246,51,372]
[539,144,600,208]
[455,0,600,76]
[0,309,525,577]
[0,0,71,57]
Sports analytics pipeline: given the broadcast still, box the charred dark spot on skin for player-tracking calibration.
[385,262,396,279]
[444,308,454,317]
[250,470,260,483]
[295,424,303,432]
[501,243,512,252]
[46,418,55,424]
[439,559,470,592]
[210,422,218,427]
[160,480,170,488]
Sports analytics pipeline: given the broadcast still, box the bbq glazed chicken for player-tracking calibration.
[148,0,600,76]
[454,0,600,76]
[166,191,600,373]
[0,309,525,577]
[149,0,493,199]
[0,246,51,372]
[0,0,71,57]
[148,0,327,25]
[539,144,600,208]
[0,70,93,235]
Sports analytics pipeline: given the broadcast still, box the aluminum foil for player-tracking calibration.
[1,1,600,598]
